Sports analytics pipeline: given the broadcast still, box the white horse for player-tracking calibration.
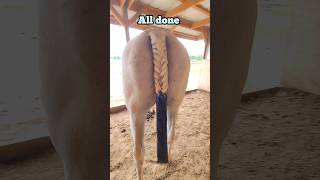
[37,0,257,179]
[122,28,190,180]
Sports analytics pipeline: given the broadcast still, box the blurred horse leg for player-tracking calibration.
[38,0,107,179]
[212,0,258,179]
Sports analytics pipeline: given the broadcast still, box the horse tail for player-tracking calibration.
[149,29,168,163]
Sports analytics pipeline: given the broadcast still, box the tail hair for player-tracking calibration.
[149,29,168,163]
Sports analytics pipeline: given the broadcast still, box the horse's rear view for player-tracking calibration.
[122,28,190,180]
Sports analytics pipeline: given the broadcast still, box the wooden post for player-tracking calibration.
[122,0,130,42]
[202,27,210,59]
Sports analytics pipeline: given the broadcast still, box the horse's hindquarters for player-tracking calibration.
[122,31,156,112]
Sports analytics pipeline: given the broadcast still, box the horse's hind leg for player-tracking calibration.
[167,108,177,161]
[166,99,183,161]
[129,109,146,180]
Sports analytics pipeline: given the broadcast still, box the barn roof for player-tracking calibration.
[110,0,210,41]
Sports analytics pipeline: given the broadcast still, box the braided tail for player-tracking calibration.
[149,29,168,163]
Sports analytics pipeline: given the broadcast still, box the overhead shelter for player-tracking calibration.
[110,0,210,59]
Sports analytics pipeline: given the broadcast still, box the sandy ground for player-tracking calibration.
[219,88,320,180]
[0,91,210,180]
[110,91,210,180]
[0,149,64,180]
[1,88,320,180]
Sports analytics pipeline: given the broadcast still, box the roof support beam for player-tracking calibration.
[110,15,200,41]
[110,6,125,26]
[120,0,126,8]
[170,25,177,32]
[191,17,209,29]
[128,0,135,9]
[128,6,146,25]
[166,0,206,17]
[111,0,203,32]
[122,0,130,42]
[179,0,210,16]
[193,5,210,15]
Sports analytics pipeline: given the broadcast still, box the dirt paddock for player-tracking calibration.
[220,88,320,180]
[110,91,210,180]
[1,88,320,180]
